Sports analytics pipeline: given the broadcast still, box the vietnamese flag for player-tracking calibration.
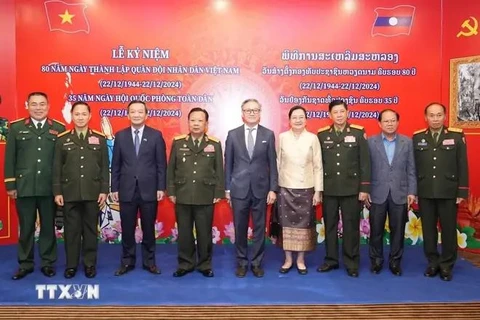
[44,0,90,34]
[372,5,415,37]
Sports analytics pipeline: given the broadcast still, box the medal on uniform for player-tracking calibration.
[182,157,186,162]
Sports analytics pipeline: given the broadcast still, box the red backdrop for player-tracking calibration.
[0,0,479,250]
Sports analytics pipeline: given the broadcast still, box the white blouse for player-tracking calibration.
[277,129,323,191]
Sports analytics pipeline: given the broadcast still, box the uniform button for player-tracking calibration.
[336,153,340,157]
[37,159,41,162]
[80,147,84,150]
[433,157,436,160]
[433,166,436,169]
[193,180,196,183]
[433,175,436,178]
[81,165,84,169]
[38,137,41,140]
[38,147,41,151]
[193,171,196,174]
[37,171,41,174]
[337,144,340,147]
[433,148,437,151]
[81,156,84,159]
[81,175,84,178]
[337,172,340,175]
[194,162,197,165]
[337,162,340,166]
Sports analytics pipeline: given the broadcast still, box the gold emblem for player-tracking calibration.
[457,16,478,37]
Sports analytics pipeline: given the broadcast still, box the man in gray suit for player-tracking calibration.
[224,99,278,278]
[366,109,416,276]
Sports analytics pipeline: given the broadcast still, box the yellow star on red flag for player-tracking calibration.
[59,10,75,24]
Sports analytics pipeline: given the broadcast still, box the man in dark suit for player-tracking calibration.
[4,92,65,280]
[224,99,278,278]
[366,109,416,276]
[111,100,167,276]
[317,99,371,277]
[413,102,469,281]
[167,108,224,278]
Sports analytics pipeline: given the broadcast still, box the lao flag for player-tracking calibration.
[372,5,415,37]
[44,0,90,34]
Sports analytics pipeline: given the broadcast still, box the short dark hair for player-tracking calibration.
[378,109,400,121]
[328,99,347,112]
[241,99,262,110]
[127,100,148,113]
[27,92,48,102]
[71,101,91,113]
[424,102,446,115]
[188,107,209,121]
[288,105,307,119]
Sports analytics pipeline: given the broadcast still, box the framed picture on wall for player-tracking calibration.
[450,55,480,128]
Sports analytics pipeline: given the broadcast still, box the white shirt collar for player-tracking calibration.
[31,118,47,127]
[131,125,145,134]
[244,124,259,131]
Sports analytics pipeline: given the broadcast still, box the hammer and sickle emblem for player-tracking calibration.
[457,16,478,37]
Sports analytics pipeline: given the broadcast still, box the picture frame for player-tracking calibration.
[449,55,480,128]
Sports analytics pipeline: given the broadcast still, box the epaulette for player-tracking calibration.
[317,126,330,133]
[207,135,219,143]
[413,128,427,135]
[448,127,463,133]
[58,130,71,138]
[174,134,187,141]
[52,119,65,126]
[9,118,25,125]
[350,124,364,130]
[92,129,105,137]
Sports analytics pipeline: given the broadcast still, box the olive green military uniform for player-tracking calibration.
[317,123,371,271]
[52,129,109,269]
[413,126,468,271]
[4,117,65,270]
[167,134,224,271]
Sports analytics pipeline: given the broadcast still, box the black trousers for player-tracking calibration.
[63,200,99,269]
[231,188,267,268]
[16,196,56,269]
[175,203,214,271]
[120,185,158,267]
[369,192,407,267]
[322,195,361,270]
[418,198,457,271]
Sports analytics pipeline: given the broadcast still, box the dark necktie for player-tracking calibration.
[134,130,140,156]
[36,122,42,131]
[79,132,84,140]
[247,128,255,158]
[433,132,439,143]
[194,139,199,149]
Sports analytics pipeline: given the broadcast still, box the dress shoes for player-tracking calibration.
[143,265,161,275]
[347,269,359,277]
[389,265,402,276]
[297,266,308,275]
[370,264,382,274]
[41,266,56,277]
[424,266,439,278]
[12,268,33,280]
[64,268,77,279]
[85,266,96,278]
[279,265,293,274]
[235,266,247,278]
[440,269,452,281]
[199,269,214,277]
[114,265,135,276]
[173,268,193,277]
[317,263,339,273]
[251,266,264,278]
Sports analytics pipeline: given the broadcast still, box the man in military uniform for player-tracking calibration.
[167,107,224,278]
[4,92,65,280]
[52,101,109,279]
[413,102,469,281]
[317,99,371,277]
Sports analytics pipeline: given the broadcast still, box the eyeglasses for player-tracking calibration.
[242,109,261,114]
